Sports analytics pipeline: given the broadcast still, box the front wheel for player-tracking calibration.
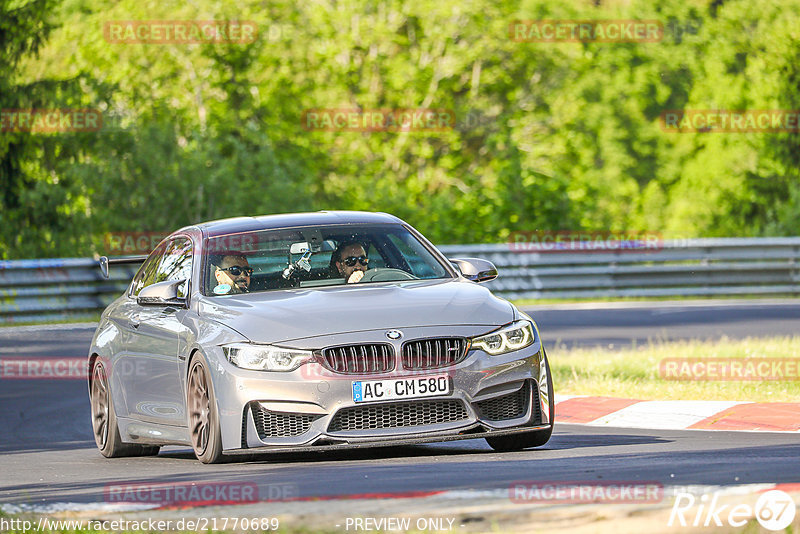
[187,354,225,464]
[486,352,555,452]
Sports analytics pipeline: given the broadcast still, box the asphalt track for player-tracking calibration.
[0,300,798,515]
[524,299,800,349]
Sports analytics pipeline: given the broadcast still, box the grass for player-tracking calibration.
[0,315,101,328]
[550,336,800,402]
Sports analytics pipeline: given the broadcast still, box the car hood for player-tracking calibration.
[197,279,515,344]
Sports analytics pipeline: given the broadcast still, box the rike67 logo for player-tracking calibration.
[669,489,796,530]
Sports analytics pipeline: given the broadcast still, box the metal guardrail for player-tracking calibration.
[439,237,800,300]
[0,258,140,324]
[0,238,798,323]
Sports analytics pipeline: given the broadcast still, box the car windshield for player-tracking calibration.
[202,223,451,296]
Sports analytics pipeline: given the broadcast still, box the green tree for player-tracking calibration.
[5,0,800,259]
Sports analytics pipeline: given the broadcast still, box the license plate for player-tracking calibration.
[352,375,451,403]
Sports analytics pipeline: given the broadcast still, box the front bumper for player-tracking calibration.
[211,328,551,451]
[226,423,551,456]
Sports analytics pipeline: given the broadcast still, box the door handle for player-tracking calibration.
[130,314,140,329]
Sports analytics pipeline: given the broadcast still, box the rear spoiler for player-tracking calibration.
[98,255,148,279]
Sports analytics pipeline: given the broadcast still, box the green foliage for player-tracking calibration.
[2,0,800,258]
[0,0,90,257]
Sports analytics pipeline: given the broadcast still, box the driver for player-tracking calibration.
[211,252,252,294]
[331,241,369,284]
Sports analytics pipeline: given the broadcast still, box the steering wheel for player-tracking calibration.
[358,268,418,282]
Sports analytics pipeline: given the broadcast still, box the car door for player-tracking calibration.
[111,242,166,420]
[123,237,193,426]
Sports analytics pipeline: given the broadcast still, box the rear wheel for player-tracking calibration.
[486,352,555,452]
[90,360,160,457]
[187,355,225,464]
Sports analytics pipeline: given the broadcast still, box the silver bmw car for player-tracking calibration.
[88,211,554,463]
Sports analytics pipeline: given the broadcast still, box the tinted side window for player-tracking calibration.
[130,242,168,296]
[156,238,193,297]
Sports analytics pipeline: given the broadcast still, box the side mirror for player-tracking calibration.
[450,258,498,283]
[137,279,187,307]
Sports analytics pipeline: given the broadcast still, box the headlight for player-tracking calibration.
[471,320,535,355]
[222,343,313,371]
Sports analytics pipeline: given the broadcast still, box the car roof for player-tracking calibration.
[179,211,406,238]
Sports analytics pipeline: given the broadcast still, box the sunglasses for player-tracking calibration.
[219,266,253,276]
[342,255,369,267]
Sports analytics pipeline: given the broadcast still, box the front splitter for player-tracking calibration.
[224,423,553,456]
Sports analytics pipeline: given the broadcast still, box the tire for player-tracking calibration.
[486,351,555,452]
[187,354,225,464]
[90,359,161,458]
